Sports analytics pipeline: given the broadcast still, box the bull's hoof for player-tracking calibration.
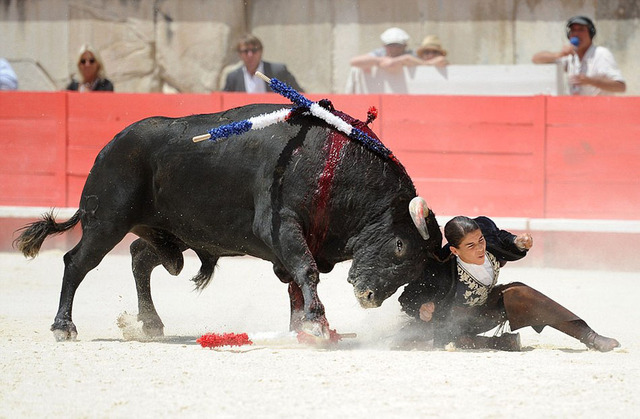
[301,321,331,339]
[136,313,165,338]
[51,322,78,342]
[297,321,353,347]
[288,310,306,333]
[116,312,164,341]
[142,325,165,338]
[297,328,355,347]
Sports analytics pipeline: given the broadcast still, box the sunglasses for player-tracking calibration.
[238,47,261,54]
[80,58,96,65]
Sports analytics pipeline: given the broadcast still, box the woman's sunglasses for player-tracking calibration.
[80,58,96,65]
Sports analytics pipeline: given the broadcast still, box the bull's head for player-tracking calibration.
[348,196,441,308]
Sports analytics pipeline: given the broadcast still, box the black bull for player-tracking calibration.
[15,103,441,341]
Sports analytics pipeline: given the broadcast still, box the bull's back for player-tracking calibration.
[81,104,323,234]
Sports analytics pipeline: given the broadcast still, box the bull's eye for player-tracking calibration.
[395,239,405,257]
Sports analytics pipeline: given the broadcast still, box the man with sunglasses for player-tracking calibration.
[223,34,304,93]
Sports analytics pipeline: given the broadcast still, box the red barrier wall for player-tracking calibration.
[545,96,640,219]
[380,95,547,218]
[1,91,639,220]
[66,92,222,206]
[0,92,67,207]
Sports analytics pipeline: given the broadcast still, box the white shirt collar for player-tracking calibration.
[457,253,495,286]
[242,62,267,93]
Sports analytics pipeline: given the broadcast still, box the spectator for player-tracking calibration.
[223,34,304,93]
[0,58,18,90]
[350,27,418,72]
[66,44,114,92]
[416,35,449,67]
[532,16,625,95]
[397,215,620,352]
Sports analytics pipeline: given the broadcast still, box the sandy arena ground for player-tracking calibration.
[1,250,638,418]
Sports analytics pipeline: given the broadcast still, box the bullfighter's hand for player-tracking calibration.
[514,233,533,250]
[419,301,435,322]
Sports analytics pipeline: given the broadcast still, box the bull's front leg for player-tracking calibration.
[287,282,306,332]
[273,263,305,332]
[296,265,330,338]
[272,224,331,339]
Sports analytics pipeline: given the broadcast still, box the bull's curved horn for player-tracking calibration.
[409,196,430,240]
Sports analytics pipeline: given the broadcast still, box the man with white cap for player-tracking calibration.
[350,27,417,72]
[532,16,625,95]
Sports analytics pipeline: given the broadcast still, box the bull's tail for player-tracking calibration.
[191,251,217,291]
[13,210,82,258]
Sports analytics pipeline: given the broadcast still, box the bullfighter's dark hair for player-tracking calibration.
[444,216,479,248]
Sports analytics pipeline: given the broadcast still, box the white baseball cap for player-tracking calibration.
[380,27,410,45]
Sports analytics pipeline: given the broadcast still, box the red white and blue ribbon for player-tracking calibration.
[192,107,291,142]
[192,72,393,160]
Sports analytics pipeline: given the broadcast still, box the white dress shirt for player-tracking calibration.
[242,62,267,93]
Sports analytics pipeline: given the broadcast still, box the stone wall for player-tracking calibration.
[1,0,638,94]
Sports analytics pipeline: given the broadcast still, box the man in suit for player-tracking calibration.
[223,34,304,93]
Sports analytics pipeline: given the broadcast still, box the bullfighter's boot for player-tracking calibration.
[553,320,620,352]
[500,282,620,352]
[392,318,435,350]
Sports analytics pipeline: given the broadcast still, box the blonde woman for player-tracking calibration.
[66,44,113,92]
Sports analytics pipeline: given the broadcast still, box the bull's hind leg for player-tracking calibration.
[130,239,167,337]
[130,235,192,337]
[52,224,129,341]
[130,234,206,338]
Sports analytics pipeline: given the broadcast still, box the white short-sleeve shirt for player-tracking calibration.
[560,44,625,96]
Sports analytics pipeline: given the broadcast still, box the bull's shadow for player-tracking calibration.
[92,336,200,345]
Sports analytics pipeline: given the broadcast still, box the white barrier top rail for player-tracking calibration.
[2,206,638,234]
[345,64,564,96]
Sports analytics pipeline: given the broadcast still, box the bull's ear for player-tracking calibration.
[409,196,430,240]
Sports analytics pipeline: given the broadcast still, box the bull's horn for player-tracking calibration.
[409,196,430,240]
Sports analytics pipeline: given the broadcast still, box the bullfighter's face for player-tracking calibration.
[450,229,486,265]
